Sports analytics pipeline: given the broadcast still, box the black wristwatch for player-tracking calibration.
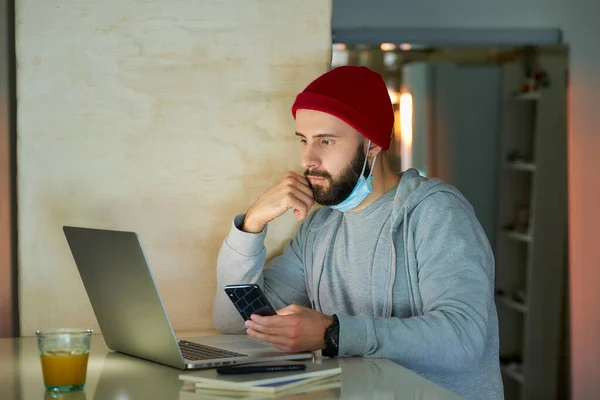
[322,314,339,357]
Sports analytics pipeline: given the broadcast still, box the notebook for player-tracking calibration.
[178,360,341,395]
[179,375,342,399]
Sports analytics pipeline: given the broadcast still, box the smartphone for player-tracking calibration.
[224,284,277,321]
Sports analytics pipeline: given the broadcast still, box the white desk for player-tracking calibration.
[0,334,464,399]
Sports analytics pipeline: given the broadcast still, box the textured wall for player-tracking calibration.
[16,0,331,336]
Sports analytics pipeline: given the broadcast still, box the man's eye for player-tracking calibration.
[299,139,307,144]
[322,139,333,146]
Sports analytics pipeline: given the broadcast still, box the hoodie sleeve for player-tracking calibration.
[212,214,310,334]
[337,192,494,374]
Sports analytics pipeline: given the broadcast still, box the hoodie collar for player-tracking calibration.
[390,168,446,228]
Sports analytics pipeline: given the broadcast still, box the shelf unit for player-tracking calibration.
[504,161,536,172]
[494,49,568,400]
[501,363,526,384]
[514,91,541,101]
[503,230,533,244]
[496,293,528,314]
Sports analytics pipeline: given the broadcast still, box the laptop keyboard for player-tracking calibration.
[178,340,247,361]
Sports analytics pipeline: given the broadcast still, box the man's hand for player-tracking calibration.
[244,304,334,353]
[242,172,314,233]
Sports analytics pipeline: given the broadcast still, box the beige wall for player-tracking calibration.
[16,0,332,336]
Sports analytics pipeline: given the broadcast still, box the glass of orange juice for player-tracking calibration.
[36,328,93,392]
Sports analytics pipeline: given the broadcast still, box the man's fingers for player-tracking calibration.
[248,313,302,336]
[285,196,311,220]
[245,320,290,336]
[287,190,314,210]
[249,314,288,327]
[291,178,314,197]
[283,172,310,187]
[283,173,314,198]
[280,172,315,220]
[276,304,299,315]
[246,328,301,353]
[246,329,288,346]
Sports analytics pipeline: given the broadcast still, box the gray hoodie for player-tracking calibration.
[213,169,504,399]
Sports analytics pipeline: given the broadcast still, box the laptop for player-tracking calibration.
[62,226,313,370]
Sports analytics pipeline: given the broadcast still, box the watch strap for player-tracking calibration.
[322,314,339,357]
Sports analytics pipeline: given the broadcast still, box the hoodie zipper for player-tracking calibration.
[402,205,419,317]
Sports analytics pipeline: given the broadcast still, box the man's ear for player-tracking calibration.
[367,143,382,160]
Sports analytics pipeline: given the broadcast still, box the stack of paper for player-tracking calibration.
[178,360,342,398]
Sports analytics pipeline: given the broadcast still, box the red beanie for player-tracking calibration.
[291,66,394,150]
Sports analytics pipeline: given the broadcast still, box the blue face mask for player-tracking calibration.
[329,141,377,213]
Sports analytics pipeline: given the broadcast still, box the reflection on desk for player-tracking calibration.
[0,335,464,399]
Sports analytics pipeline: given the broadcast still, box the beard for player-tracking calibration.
[305,143,370,206]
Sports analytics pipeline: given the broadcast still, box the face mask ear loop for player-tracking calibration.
[359,140,372,178]
[367,154,378,179]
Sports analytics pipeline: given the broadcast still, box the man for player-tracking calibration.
[213,66,503,399]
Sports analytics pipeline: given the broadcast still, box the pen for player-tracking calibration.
[216,364,307,375]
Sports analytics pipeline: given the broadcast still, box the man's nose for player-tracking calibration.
[301,146,321,171]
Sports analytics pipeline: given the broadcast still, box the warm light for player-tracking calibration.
[380,43,397,52]
[393,108,401,141]
[399,92,413,171]
[333,43,347,51]
[400,92,413,145]
[387,88,400,105]
[399,43,412,51]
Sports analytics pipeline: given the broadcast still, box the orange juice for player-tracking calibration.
[40,352,89,387]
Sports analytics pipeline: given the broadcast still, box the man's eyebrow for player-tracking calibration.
[294,132,340,139]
